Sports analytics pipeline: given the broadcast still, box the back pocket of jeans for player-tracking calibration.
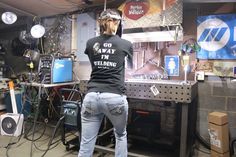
[107,98,127,116]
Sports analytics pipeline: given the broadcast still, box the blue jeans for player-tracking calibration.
[78,92,128,157]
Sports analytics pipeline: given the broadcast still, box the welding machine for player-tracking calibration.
[38,55,73,84]
[62,102,80,127]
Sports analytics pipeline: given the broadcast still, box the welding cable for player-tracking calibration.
[40,116,65,157]
[5,91,27,157]
[30,83,45,157]
[190,144,210,156]
[22,92,47,142]
[33,138,60,152]
[230,138,236,155]
[194,130,210,150]
[33,129,76,153]
[47,92,60,118]
[24,121,47,142]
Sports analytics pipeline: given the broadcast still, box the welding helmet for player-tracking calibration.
[99,9,121,20]
[98,9,122,36]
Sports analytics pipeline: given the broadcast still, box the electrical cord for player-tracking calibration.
[21,86,47,142]
[231,138,236,155]
[5,86,39,157]
[34,140,60,153]
[191,144,210,155]
[30,83,44,157]
[23,83,60,157]
[9,77,80,156]
[40,116,65,157]
[194,130,211,150]
[34,133,78,155]
[47,91,60,119]
[5,90,27,157]
[5,138,27,157]
[24,121,47,142]
[28,84,65,154]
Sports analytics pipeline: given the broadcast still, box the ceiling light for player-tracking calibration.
[1,12,17,24]
[30,24,45,38]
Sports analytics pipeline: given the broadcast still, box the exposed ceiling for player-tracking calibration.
[0,0,235,18]
[0,0,235,32]
[0,0,235,17]
[0,0,123,17]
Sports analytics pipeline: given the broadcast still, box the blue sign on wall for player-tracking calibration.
[197,14,236,59]
[164,55,179,76]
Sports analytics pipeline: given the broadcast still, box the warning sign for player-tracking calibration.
[164,55,179,76]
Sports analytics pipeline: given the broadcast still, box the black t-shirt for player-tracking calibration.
[84,34,133,94]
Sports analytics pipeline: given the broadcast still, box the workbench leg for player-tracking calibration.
[180,103,188,157]
[30,86,42,157]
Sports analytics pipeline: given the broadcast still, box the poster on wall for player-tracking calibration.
[197,14,236,59]
[213,61,236,77]
[118,0,182,29]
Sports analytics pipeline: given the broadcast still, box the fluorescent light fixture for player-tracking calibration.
[30,24,45,38]
[1,12,17,24]
[122,30,183,42]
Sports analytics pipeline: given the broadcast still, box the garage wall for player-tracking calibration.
[183,2,236,144]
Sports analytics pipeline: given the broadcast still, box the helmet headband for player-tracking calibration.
[99,9,121,20]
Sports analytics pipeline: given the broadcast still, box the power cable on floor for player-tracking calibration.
[5,93,27,157]
[193,144,210,155]
[41,116,65,157]
[195,130,211,150]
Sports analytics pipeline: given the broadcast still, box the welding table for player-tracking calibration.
[79,79,198,157]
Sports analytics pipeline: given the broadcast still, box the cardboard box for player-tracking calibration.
[208,112,229,154]
[209,112,228,125]
[211,150,230,157]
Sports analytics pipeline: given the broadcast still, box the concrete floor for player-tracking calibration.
[0,135,210,157]
[0,124,210,157]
